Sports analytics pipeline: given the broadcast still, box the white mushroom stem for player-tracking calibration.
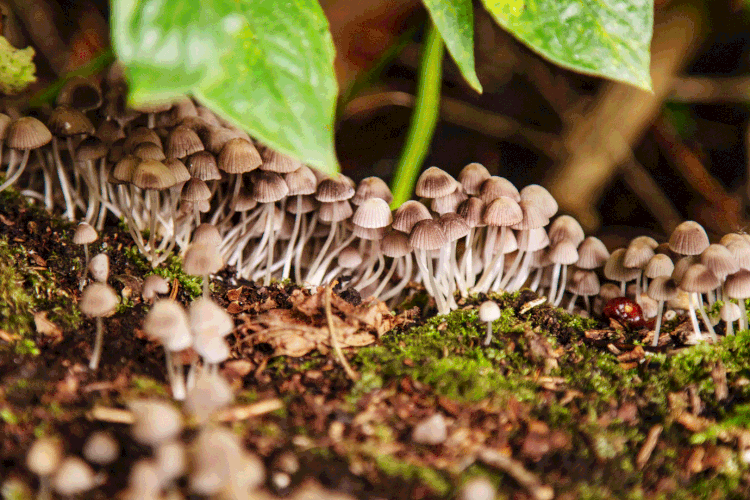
[381,255,413,302]
[0,148,30,192]
[79,243,90,291]
[89,317,105,370]
[652,300,665,347]
[426,250,449,314]
[306,220,338,283]
[726,315,735,336]
[740,299,748,332]
[372,258,398,299]
[499,231,528,290]
[553,265,569,307]
[694,293,717,342]
[687,293,704,341]
[567,294,578,313]
[463,228,474,292]
[547,263,561,304]
[483,320,494,346]
[414,249,446,314]
[264,204,276,286]
[282,196,304,280]
[50,137,78,220]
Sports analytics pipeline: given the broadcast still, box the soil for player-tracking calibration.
[2,188,750,499]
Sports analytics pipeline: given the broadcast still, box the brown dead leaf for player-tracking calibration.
[226,286,243,301]
[0,329,18,343]
[34,311,62,339]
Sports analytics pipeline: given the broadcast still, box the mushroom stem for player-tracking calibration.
[547,263,561,304]
[652,300,665,347]
[203,273,210,297]
[306,220,338,283]
[567,294,578,313]
[740,299,747,332]
[620,280,626,296]
[265,204,276,286]
[463,228,474,292]
[80,243,90,291]
[148,190,160,265]
[89,317,104,370]
[687,294,703,341]
[382,254,413,303]
[38,476,51,500]
[727,315,735,336]
[372,258,398,299]
[281,196,303,280]
[553,264,568,307]
[584,295,591,315]
[0,148,29,192]
[426,250,448,314]
[51,137,77,220]
[694,293,717,342]
[499,231,527,290]
[483,320,493,346]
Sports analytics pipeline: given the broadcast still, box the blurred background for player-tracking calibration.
[2,0,750,249]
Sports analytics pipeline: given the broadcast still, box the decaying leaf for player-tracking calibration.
[243,287,401,357]
[34,311,62,340]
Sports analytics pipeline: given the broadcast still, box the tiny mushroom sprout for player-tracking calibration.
[26,437,63,500]
[479,300,502,346]
[128,399,184,448]
[184,242,223,297]
[87,252,109,283]
[721,301,741,336]
[73,222,98,289]
[142,274,170,302]
[83,431,120,466]
[51,456,97,498]
[144,299,192,400]
[79,282,118,370]
[647,277,677,346]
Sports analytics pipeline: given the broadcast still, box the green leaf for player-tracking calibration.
[422,0,482,93]
[481,0,653,91]
[111,0,339,174]
[0,36,36,95]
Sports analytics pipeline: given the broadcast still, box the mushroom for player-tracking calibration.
[26,437,63,500]
[721,302,741,336]
[144,299,192,399]
[647,277,677,346]
[73,222,98,289]
[87,252,109,283]
[479,300,501,346]
[51,456,96,498]
[142,274,170,302]
[83,431,119,466]
[725,270,750,332]
[79,282,118,370]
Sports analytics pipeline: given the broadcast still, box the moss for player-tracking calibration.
[374,455,452,496]
[128,376,169,397]
[124,245,203,298]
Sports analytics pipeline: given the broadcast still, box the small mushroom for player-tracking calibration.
[83,431,119,466]
[80,283,118,370]
[51,456,96,498]
[479,300,501,346]
[142,274,170,302]
[73,222,98,289]
[87,253,109,283]
[26,437,63,500]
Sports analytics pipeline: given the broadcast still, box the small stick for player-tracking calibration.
[324,283,358,381]
[216,398,284,422]
[478,447,553,500]
[636,424,663,470]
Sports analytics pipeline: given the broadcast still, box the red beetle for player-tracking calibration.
[603,297,646,329]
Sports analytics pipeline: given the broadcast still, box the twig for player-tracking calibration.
[671,76,750,102]
[636,424,663,470]
[87,405,134,424]
[324,283,359,381]
[478,447,553,500]
[216,398,284,422]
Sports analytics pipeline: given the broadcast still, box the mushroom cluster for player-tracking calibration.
[3,67,750,342]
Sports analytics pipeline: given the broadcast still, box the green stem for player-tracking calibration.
[389,21,444,209]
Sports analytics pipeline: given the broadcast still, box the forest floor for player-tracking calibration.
[1,188,750,499]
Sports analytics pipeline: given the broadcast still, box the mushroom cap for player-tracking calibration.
[647,276,678,301]
[431,186,468,215]
[144,299,192,351]
[192,223,222,247]
[547,239,579,265]
[184,372,234,424]
[88,253,110,283]
[142,274,170,301]
[133,141,166,161]
[181,177,212,202]
[352,224,386,241]
[189,297,234,337]
[700,244,739,280]
[567,269,600,296]
[479,176,520,203]
[164,158,191,184]
[218,138,261,174]
[73,222,98,245]
[284,165,318,196]
[725,241,750,270]
[79,283,118,317]
[548,215,584,246]
[251,170,289,203]
[456,197,485,228]
[155,440,187,484]
[382,230,412,258]
[392,200,431,233]
[598,282,622,303]
[483,196,523,227]
[129,399,183,446]
[438,212,470,241]
[519,184,558,219]
[95,119,125,143]
[603,248,640,283]
[48,105,95,136]
[27,437,63,476]
[671,256,699,285]
[337,246,363,269]
[479,301,501,322]
[644,254,674,279]
[409,219,447,251]
[458,477,496,500]
[352,176,393,205]
[679,264,720,294]
[284,193,315,214]
[316,176,355,202]
[458,162,491,195]
[0,114,11,140]
[52,457,96,496]
[623,241,655,269]
[123,127,162,151]
[491,227,517,254]
[577,236,610,269]
[188,151,222,181]
[415,166,456,198]
[510,200,549,230]
[183,243,223,276]
[725,269,750,299]
[516,227,549,252]
[260,148,302,173]
[111,155,139,184]
[721,302,741,322]
[193,330,231,364]
[669,221,709,255]
[167,125,204,159]
[132,159,177,190]
[83,431,120,466]
[7,116,52,150]
[352,198,392,229]
[76,136,108,161]
[318,200,353,223]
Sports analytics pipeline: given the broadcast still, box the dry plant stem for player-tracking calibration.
[478,447,553,500]
[652,300,665,346]
[0,148,29,192]
[324,284,358,381]
[89,317,104,370]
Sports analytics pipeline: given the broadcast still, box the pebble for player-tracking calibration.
[412,413,447,445]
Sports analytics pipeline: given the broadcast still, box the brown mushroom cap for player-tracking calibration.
[392,200,431,233]
[284,165,318,196]
[725,269,750,299]
[181,177,212,202]
[166,125,204,159]
[409,219,448,251]
[352,198,392,229]
[316,176,355,202]
[548,215,584,246]
[604,248,640,282]
[73,222,98,245]
[483,196,523,227]
[6,116,52,150]
[577,236,610,269]
[438,212,470,241]
[479,176,520,203]
[647,276,678,301]
[76,136,108,161]
[133,141,166,161]
[568,269,600,296]
[183,243,223,276]
[669,221,710,255]
[623,241,655,269]
[547,239,579,265]
[251,170,289,203]
[431,186,468,214]
[79,283,118,317]
[519,184,558,219]
[382,230,412,258]
[132,159,177,190]
[415,167,456,198]
[456,197,485,228]
[510,200,549,230]
[458,162,491,195]
[700,244,739,280]
[644,254,674,279]
[188,151,222,181]
[318,200,353,223]
[48,105,95,136]
[352,176,393,205]
[260,148,302,173]
[123,127,162,151]
[679,263,720,293]
[218,138,261,174]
